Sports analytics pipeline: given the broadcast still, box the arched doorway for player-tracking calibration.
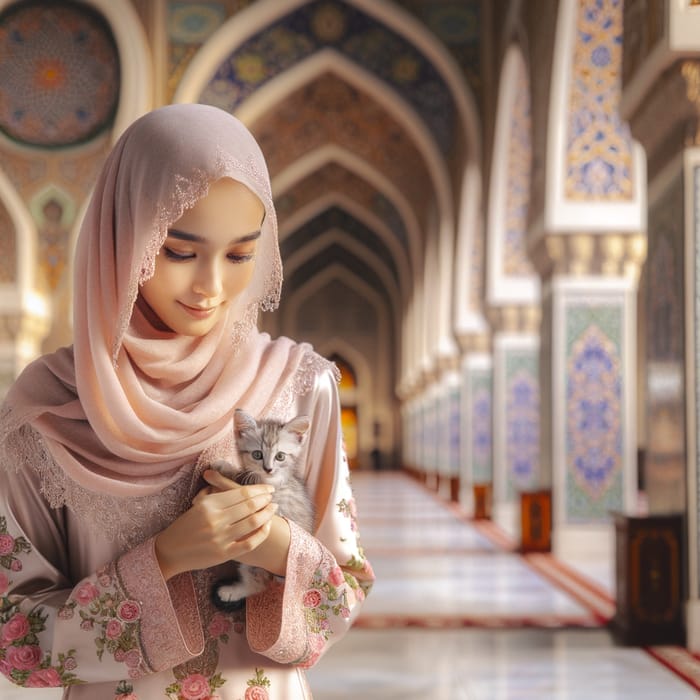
[330,353,359,470]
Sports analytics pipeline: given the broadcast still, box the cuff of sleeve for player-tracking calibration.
[246,520,323,663]
[116,537,205,672]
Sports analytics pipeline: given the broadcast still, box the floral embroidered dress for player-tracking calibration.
[0,363,374,699]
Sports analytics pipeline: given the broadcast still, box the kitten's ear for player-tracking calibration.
[285,415,310,443]
[234,409,257,436]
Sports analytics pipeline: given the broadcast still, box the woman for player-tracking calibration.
[0,104,373,699]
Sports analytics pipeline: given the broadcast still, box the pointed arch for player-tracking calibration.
[273,143,421,272]
[279,193,410,298]
[283,227,402,312]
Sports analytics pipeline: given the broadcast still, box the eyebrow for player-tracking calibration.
[167,228,261,245]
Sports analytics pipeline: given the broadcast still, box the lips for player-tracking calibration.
[178,301,218,319]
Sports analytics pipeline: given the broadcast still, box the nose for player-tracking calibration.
[192,259,223,298]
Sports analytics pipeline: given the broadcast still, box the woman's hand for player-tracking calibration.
[202,469,292,577]
[154,473,277,580]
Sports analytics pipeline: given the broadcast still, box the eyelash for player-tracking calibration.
[163,247,254,264]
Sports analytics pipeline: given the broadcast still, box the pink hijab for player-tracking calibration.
[0,105,317,533]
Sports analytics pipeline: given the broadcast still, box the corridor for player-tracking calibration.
[2,469,700,699]
[307,471,700,699]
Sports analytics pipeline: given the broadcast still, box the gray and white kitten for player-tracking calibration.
[211,409,315,610]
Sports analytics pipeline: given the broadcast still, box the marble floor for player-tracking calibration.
[306,471,700,699]
[3,470,700,699]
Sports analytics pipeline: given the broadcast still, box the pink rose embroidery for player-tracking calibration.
[80,619,94,631]
[329,566,345,586]
[245,687,270,700]
[0,658,12,678]
[6,644,42,671]
[124,649,141,669]
[303,589,322,608]
[0,571,9,595]
[0,533,14,555]
[105,619,123,639]
[299,634,326,669]
[180,673,211,700]
[58,605,75,620]
[63,656,77,671]
[75,581,99,606]
[10,559,21,572]
[208,613,232,639]
[25,667,61,687]
[1,612,30,644]
[117,600,141,622]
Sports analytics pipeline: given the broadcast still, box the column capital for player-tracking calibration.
[455,330,491,354]
[486,305,541,335]
[529,232,647,283]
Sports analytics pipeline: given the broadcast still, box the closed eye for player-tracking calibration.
[163,246,195,261]
[227,252,255,264]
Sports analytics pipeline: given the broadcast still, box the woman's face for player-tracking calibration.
[140,177,265,336]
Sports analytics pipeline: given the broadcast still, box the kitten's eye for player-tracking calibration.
[252,450,263,460]
[275,452,286,462]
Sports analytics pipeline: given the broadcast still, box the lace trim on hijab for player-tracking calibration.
[267,351,340,421]
[115,149,282,366]
[0,351,338,549]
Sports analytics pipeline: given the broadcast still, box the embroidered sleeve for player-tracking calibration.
[0,465,205,689]
[246,366,374,667]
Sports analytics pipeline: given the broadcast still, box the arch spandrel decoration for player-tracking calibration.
[566,0,634,200]
[251,73,434,227]
[198,0,457,156]
[505,52,534,277]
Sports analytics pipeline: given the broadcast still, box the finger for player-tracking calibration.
[192,487,211,504]
[203,469,240,490]
[226,502,278,540]
[227,518,273,558]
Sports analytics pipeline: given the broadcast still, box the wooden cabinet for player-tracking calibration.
[612,512,685,645]
[520,490,551,552]
[473,483,492,520]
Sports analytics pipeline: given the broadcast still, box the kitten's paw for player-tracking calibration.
[212,581,246,611]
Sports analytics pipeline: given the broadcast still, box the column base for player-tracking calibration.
[552,525,614,569]
[494,500,519,540]
[687,599,700,653]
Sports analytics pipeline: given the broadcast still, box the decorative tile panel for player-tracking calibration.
[505,349,540,495]
[470,368,493,483]
[565,304,624,521]
[449,385,461,476]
